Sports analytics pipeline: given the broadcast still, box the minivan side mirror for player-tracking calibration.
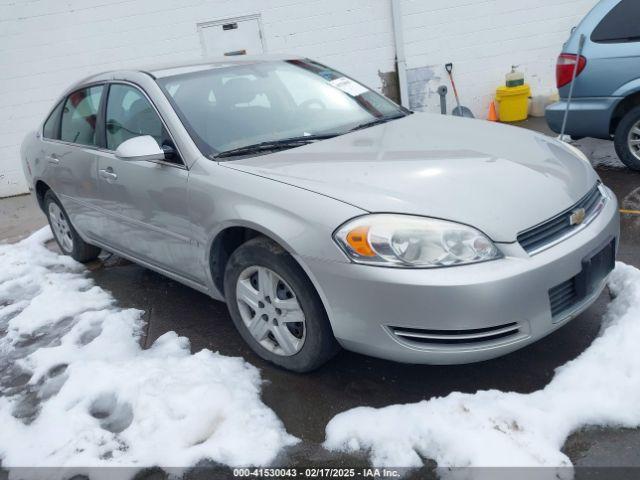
[115,135,165,162]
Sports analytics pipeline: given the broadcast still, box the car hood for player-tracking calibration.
[222,113,599,242]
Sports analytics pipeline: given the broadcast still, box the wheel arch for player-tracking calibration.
[35,180,52,211]
[206,221,336,331]
[610,89,640,136]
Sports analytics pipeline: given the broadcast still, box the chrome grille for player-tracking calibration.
[548,278,579,318]
[389,322,521,346]
[518,184,605,254]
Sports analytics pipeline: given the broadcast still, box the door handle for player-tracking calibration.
[99,168,118,181]
[46,155,59,165]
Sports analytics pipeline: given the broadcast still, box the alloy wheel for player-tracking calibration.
[48,203,74,253]
[627,120,640,162]
[235,266,306,356]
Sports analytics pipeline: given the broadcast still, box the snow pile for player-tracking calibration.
[0,228,297,470]
[325,262,640,470]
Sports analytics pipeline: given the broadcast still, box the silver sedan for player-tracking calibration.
[21,55,620,372]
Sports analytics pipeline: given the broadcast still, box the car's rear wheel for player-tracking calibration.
[614,106,640,171]
[44,190,101,263]
[224,236,339,372]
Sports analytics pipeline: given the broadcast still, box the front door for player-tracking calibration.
[95,83,204,283]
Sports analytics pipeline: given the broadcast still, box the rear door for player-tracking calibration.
[94,82,204,283]
[40,84,105,239]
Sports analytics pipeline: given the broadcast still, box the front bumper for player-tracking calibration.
[305,189,620,364]
[545,97,619,140]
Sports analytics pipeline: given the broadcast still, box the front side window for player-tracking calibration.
[43,101,63,139]
[60,85,104,146]
[157,60,406,158]
[105,84,174,157]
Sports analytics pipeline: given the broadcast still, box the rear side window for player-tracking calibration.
[42,101,63,139]
[60,85,104,146]
[591,0,640,43]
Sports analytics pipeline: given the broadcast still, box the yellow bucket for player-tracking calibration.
[495,84,530,122]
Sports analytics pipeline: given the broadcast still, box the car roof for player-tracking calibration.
[146,54,304,78]
[72,54,304,88]
[53,54,307,112]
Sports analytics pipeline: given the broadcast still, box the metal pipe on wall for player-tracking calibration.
[391,0,409,108]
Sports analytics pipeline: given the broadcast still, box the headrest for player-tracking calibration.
[219,77,258,107]
[127,98,148,116]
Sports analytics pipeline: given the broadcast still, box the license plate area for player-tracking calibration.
[575,238,616,300]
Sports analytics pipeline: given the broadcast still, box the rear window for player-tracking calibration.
[591,0,640,43]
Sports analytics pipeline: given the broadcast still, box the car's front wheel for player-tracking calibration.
[44,190,101,262]
[614,105,640,171]
[224,236,339,372]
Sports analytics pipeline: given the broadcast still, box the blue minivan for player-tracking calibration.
[546,0,640,170]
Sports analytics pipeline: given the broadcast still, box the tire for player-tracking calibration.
[44,190,101,263]
[224,236,339,372]
[614,105,640,171]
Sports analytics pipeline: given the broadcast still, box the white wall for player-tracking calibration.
[0,0,598,197]
[401,0,598,115]
[0,0,396,197]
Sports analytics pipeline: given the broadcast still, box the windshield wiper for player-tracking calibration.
[213,134,338,159]
[212,114,407,159]
[349,114,407,132]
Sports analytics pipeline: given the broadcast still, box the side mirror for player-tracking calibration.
[115,135,165,162]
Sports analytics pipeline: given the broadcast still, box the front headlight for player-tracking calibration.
[333,214,501,268]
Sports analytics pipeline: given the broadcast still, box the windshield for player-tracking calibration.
[156,59,406,158]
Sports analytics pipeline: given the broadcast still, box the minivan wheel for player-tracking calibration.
[614,106,640,171]
[44,190,101,262]
[224,236,339,372]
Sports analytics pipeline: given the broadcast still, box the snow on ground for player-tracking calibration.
[325,263,640,473]
[0,228,297,474]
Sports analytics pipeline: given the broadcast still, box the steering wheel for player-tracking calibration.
[299,99,326,110]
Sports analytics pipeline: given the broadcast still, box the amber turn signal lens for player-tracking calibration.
[346,226,375,257]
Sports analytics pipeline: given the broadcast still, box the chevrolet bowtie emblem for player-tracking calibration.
[570,208,586,226]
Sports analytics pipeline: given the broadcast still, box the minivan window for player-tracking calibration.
[60,85,104,146]
[43,101,63,140]
[591,0,640,43]
[105,84,174,156]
